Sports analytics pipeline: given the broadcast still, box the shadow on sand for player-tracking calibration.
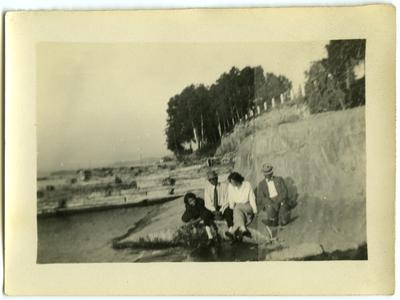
[302,243,368,260]
[284,176,299,209]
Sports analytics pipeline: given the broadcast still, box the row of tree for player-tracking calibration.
[165,66,292,156]
[304,39,365,113]
[165,39,366,157]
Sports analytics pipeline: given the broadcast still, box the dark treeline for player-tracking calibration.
[165,39,366,158]
[165,66,292,157]
[304,39,365,113]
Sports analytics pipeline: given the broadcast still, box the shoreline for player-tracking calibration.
[37,194,184,218]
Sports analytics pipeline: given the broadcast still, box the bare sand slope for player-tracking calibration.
[238,106,366,254]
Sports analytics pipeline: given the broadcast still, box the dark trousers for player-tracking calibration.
[265,201,291,226]
[182,207,215,226]
[222,207,234,228]
[214,206,234,228]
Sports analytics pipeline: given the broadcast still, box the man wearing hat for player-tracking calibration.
[256,164,291,227]
[204,170,234,232]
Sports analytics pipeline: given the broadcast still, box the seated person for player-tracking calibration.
[204,170,234,232]
[181,192,218,245]
[226,172,258,242]
[256,164,291,227]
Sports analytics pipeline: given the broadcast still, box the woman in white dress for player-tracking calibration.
[226,172,258,241]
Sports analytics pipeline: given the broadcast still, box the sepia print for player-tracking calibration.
[5,6,395,295]
[36,40,367,263]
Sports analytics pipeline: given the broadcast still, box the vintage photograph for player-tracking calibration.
[36,40,366,263]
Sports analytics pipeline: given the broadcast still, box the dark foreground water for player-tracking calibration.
[37,202,367,263]
[37,204,260,263]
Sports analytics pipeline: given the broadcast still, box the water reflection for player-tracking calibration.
[37,204,260,263]
[189,242,259,262]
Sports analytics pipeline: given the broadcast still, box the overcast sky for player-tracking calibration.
[37,41,328,173]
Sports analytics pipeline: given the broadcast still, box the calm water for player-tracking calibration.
[37,203,259,263]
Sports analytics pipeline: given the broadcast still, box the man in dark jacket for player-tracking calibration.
[256,164,291,226]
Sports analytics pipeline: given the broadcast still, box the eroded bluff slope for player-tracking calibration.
[235,106,366,253]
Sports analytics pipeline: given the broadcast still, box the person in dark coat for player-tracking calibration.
[181,192,218,245]
[256,164,291,226]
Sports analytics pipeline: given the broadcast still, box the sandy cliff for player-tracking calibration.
[236,106,366,254]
